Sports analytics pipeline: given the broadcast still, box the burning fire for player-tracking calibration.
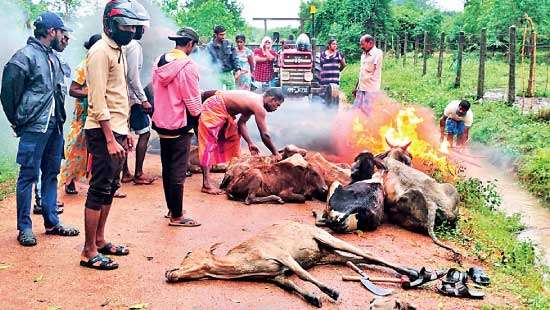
[334,98,457,181]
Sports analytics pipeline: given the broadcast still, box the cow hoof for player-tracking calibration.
[165,269,180,282]
[322,287,340,300]
[305,295,322,308]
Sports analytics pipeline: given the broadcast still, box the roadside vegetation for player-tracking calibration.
[0,157,16,201]
[453,179,549,308]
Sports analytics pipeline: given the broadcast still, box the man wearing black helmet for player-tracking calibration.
[1,11,80,247]
[80,0,150,270]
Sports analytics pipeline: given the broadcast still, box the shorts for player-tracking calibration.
[445,118,465,135]
[84,129,127,210]
[130,104,151,134]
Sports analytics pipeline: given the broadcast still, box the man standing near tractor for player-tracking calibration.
[353,34,383,115]
[207,25,242,90]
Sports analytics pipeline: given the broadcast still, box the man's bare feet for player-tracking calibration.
[133,174,157,185]
[201,186,225,195]
[121,173,133,183]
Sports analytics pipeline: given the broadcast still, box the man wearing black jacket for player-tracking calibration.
[1,12,80,246]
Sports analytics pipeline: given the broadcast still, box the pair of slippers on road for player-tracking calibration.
[437,267,491,299]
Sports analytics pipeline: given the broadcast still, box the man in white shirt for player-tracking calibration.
[353,34,383,115]
[440,100,474,147]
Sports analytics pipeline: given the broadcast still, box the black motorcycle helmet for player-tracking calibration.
[103,0,150,37]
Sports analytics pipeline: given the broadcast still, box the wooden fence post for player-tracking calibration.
[508,26,516,105]
[437,32,445,83]
[403,32,407,66]
[454,31,464,88]
[414,35,419,65]
[477,28,487,99]
[396,35,401,59]
[422,31,428,76]
[527,31,537,97]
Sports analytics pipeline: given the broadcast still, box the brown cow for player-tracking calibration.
[225,154,328,204]
[165,221,420,308]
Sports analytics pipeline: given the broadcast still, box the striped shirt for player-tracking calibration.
[320,50,344,85]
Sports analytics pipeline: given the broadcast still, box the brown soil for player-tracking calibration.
[0,154,519,309]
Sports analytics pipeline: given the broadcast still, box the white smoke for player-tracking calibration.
[0,1,31,158]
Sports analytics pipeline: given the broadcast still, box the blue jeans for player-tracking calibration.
[16,125,64,231]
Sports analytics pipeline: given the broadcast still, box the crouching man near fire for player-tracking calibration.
[199,89,284,194]
[439,99,473,147]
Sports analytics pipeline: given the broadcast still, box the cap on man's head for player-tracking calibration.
[168,27,200,42]
[34,12,73,32]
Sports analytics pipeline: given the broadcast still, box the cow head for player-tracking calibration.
[305,165,328,200]
[376,137,413,166]
[351,152,386,183]
[165,243,221,282]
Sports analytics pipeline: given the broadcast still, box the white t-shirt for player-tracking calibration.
[444,100,474,127]
[358,46,383,92]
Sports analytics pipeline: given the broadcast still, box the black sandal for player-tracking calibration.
[437,281,485,299]
[80,254,119,270]
[169,218,201,227]
[468,267,490,286]
[98,242,129,256]
[18,230,37,246]
[65,181,78,195]
[45,224,80,236]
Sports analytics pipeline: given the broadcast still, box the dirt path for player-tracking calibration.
[0,154,518,309]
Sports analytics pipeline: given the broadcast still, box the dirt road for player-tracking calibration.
[0,155,517,309]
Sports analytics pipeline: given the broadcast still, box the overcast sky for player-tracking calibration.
[239,0,464,28]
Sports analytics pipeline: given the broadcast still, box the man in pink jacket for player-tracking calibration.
[151,27,201,227]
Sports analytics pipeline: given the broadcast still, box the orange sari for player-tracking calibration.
[198,94,241,166]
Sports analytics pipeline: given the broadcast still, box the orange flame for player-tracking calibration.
[332,94,457,181]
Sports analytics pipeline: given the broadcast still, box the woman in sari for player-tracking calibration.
[59,34,101,195]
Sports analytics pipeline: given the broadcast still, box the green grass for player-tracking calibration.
[0,157,17,201]
[449,179,550,309]
[341,54,550,205]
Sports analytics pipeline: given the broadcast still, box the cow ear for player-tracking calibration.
[374,158,387,170]
[209,242,222,255]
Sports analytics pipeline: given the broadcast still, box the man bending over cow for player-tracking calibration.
[199,89,284,194]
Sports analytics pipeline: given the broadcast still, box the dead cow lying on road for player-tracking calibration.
[316,142,460,255]
[315,151,386,233]
[381,156,460,255]
[223,154,328,204]
[165,221,419,307]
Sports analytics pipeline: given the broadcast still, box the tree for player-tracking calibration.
[158,0,246,42]
[300,0,394,60]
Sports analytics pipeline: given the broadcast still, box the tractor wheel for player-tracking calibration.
[324,83,340,106]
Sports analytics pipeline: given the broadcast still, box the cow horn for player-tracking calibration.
[385,136,394,148]
[402,141,412,151]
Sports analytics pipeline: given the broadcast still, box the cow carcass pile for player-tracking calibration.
[220,145,350,204]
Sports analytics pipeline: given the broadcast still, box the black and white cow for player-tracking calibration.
[315,152,387,233]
